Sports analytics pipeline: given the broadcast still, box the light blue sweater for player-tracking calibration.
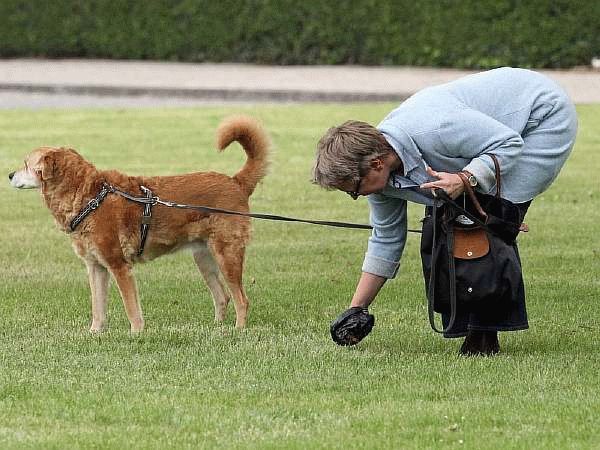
[362,67,577,279]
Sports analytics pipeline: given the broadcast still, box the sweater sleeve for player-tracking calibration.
[362,193,407,279]
[437,107,524,193]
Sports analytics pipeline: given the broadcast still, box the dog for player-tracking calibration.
[8,115,270,332]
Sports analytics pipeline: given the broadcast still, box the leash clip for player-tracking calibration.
[101,182,115,193]
[140,185,158,205]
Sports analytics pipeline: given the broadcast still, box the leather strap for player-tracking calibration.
[457,154,502,221]
[69,184,111,231]
[458,172,488,221]
[427,200,457,334]
[138,185,153,256]
[489,154,501,198]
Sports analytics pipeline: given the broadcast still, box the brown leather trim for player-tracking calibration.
[453,227,489,259]
[458,172,488,221]
[489,154,501,198]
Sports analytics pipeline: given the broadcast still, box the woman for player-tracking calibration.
[313,67,577,355]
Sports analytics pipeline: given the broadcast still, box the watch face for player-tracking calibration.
[468,175,477,186]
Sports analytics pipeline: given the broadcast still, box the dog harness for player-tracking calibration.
[69,183,112,231]
[69,182,155,257]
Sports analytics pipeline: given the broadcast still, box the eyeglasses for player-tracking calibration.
[346,177,362,200]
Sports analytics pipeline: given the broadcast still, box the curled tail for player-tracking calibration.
[216,115,270,196]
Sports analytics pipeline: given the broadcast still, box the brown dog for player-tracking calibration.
[8,115,270,332]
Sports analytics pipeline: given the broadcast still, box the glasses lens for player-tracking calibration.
[343,176,361,200]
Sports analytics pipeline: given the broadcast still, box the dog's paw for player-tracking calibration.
[129,320,145,333]
[89,322,106,333]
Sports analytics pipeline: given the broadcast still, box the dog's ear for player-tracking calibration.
[35,153,56,181]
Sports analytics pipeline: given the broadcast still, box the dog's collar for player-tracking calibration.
[69,183,113,232]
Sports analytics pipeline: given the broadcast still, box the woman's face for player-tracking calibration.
[339,156,392,199]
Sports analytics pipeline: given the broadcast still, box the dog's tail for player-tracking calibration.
[216,115,270,196]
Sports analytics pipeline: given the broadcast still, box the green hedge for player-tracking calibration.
[1,0,599,68]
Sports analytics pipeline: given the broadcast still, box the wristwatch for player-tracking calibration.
[461,171,477,187]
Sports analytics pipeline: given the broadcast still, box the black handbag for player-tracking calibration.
[420,156,526,334]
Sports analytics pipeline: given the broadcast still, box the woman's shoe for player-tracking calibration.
[459,330,500,356]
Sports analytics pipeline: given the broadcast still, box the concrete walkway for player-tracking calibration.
[1,58,599,108]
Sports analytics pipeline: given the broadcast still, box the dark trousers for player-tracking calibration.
[441,200,533,338]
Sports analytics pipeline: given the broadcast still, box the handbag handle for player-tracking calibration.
[489,154,502,198]
[457,154,502,220]
[427,202,457,334]
[458,172,488,221]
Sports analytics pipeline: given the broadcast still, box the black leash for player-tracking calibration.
[111,184,423,232]
[427,199,458,334]
[110,183,377,230]
[69,182,423,256]
[427,196,460,335]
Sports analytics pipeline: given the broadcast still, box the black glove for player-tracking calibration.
[330,307,375,346]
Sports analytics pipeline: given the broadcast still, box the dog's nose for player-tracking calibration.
[8,172,15,181]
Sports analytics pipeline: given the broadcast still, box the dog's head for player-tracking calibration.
[9,147,84,189]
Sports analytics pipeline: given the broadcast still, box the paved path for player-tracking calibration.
[1,58,599,108]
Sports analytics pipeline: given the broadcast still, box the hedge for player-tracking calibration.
[1,0,599,68]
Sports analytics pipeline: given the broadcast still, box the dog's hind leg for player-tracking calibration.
[108,263,144,332]
[192,242,230,323]
[86,260,110,332]
[210,240,249,328]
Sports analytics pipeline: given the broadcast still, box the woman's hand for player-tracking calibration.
[420,167,465,200]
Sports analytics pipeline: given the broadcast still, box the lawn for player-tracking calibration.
[0,104,598,449]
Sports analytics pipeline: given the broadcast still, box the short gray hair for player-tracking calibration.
[312,120,392,189]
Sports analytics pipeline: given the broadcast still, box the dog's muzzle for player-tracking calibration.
[8,172,15,181]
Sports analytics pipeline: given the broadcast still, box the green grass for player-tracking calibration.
[0,104,598,449]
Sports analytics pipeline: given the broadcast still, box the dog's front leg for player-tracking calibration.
[108,263,144,332]
[86,260,110,332]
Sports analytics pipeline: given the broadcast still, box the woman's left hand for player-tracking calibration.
[420,167,465,200]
